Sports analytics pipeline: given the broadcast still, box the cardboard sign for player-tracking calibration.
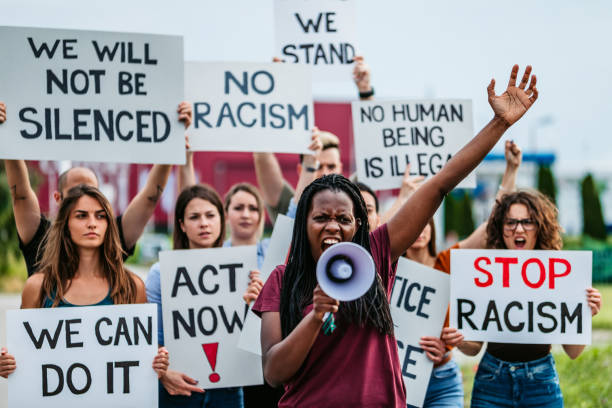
[185,61,313,153]
[274,0,358,81]
[238,214,295,355]
[390,258,450,408]
[6,304,158,408]
[450,249,592,344]
[159,246,263,388]
[351,99,474,191]
[0,26,185,164]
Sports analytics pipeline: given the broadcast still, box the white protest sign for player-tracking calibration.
[390,258,450,408]
[238,214,294,355]
[351,99,474,191]
[6,304,158,408]
[159,246,263,388]
[185,61,313,153]
[274,0,358,81]
[450,249,592,344]
[0,26,185,164]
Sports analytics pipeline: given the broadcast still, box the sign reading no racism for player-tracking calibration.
[159,246,263,388]
[185,61,313,153]
[450,249,592,344]
[274,0,358,81]
[390,258,450,408]
[7,304,158,408]
[352,100,474,191]
[0,26,185,164]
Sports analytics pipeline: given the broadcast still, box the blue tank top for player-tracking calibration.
[42,288,114,308]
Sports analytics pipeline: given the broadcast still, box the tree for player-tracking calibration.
[537,164,557,204]
[0,164,21,275]
[581,173,607,240]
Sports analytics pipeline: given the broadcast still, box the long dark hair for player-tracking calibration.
[38,185,137,306]
[486,190,562,250]
[173,184,225,250]
[279,174,394,338]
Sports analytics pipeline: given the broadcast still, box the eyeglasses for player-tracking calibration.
[503,218,536,232]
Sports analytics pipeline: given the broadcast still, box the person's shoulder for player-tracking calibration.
[22,272,45,308]
[24,272,44,290]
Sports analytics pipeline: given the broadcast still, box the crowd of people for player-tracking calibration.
[0,56,603,408]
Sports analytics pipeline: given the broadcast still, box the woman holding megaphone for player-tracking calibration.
[252,65,540,406]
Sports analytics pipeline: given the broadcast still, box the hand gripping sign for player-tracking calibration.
[159,246,263,388]
[450,249,592,344]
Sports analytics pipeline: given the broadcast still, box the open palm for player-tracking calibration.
[488,65,538,126]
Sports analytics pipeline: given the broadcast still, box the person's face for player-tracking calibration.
[68,195,108,250]
[360,191,379,232]
[227,190,260,241]
[307,190,360,262]
[180,198,222,249]
[317,147,343,177]
[502,203,537,250]
[410,223,432,250]
[56,168,99,203]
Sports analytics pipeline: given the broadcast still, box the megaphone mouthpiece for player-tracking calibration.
[326,255,354,283]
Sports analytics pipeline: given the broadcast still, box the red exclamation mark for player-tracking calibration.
[202,343,220,383]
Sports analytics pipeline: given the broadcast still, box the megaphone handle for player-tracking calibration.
[322,312,336,336]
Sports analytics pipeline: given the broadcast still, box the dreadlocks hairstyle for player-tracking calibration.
[279,174,394,338]
[38,185,137,307]
[486,189,562,250]
[173,184,225,250]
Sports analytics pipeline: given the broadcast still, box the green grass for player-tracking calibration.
[460,345,612,407]
[593,284,612,330]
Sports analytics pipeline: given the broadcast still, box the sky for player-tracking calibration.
[1,0,611,173]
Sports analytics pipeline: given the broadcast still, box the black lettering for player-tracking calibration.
[23,320,63,349]
[197,307,218,335]
[42,364,64,396]
[114,361,139,393]
[66,363,91,395]
[457,299,477,330]
[173,309,195,339]
[416,286,436,318]
[113,317,133,346]
[95,317,113,345]
[482,301,503,331]
[504,301,525,332]
[19,107,43,139]
[171,267,197,297]
[560,303,582,334]
[537,302,557,333]
[219,263,242,292]
[65,319,83,348]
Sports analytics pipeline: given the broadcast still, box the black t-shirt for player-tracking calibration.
[486,342,552,363]
[18,213,135,276]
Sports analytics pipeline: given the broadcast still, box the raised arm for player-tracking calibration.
[353,56,374,100]
[292,128,323,204]
[177,136,196,191]
[379,163,424,225]
[121,102,191,248]
[387,65,538,261]
[253,152,292,209]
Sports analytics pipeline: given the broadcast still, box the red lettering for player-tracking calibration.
[474,257,493,287]
[549,258,571,289]
[494,257,518,287]
[521,258,546,288]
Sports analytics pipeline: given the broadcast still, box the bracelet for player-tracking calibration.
[359,87,374,99]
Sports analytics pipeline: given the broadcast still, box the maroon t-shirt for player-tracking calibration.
[253,224,406,407]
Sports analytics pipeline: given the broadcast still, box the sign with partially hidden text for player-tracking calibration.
[7,304,158,408]
[274,0,358,81]
[185,61,313,153]
[450,249,592,344]
[0,26,185,164]
[159,246,263,388]
[390,258,450,408]
[352,99,474,191]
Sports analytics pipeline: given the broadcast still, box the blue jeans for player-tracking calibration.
[471,352,563,408]
[408,359,464,408]
[159,382,244,408]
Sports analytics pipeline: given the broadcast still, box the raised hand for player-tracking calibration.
[243,270,264,305]
[312,285,339,322]
[0,102,6,123]
[587,287,602,316]
[352,56,372,93]
[488,65,538,127]
[178,101,193,129]
[505,140,522,169]
[398,163,425,200]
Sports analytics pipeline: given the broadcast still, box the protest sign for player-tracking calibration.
[274,0,358,81]
[390,258,450,408]
[185,61,313,153]
[238,214,294,355]
[450,249,592,344]
[6,304,158,408]
[351,99,474,191]
[0,26,184,164]
[159,246,262,388]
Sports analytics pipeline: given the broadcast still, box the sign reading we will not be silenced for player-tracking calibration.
[7,304,158,408]
[450,249,592,344]
[159,246,263,389]
[275,0,358,81]
[390,258,450,408]
[352,100,475,191]
[0,26,185,164]
[185,62,313,154]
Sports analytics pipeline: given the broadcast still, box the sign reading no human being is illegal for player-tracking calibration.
[0,26,185,164]
[351,99,474,191]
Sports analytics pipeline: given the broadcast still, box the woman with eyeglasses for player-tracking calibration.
[457,190,602,407]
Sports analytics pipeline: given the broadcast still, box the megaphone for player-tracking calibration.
[316,242,376,302]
